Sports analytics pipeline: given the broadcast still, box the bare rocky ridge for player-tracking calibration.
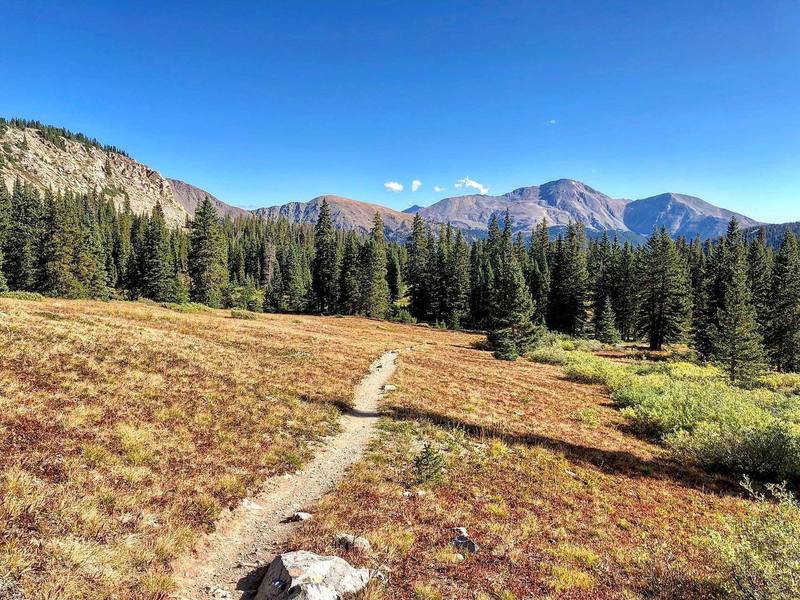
[0,125,190,228]
[169,178,253,221]
[171,350,400,600]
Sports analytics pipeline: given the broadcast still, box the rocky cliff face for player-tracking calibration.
[0,124,190,227]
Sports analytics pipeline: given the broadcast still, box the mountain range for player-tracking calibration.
[0,121,769,242]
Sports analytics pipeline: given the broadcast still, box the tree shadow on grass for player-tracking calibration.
[386,403,743,498]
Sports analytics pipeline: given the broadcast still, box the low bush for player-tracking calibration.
[563,354,628,388]
[161,302,214,314]
[758,372,800,396]
[0,291,45,301]
[230,309,257,320]
[529,347,573,366]
[710,480,800,599]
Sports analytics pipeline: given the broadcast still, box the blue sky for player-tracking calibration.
[1,1,799,222]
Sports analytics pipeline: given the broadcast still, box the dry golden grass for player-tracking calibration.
[0,298,475,599]
[292,341,753,599]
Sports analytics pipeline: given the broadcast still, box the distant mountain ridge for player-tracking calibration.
[0,119,768,241]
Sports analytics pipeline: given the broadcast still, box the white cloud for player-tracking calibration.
[545,119,557,125]
[383,181,403,192]
[411,179,422,192]
[434,186,445,193]
[454,177,489,195]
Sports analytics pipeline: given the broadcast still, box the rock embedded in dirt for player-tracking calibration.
[452,528,479,554]
[335,533,371,553]
[290,511,312,522]
[381,384,397,392]
[255,550,370,600]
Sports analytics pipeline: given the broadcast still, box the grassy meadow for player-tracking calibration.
[0,297,476,599]
[290,339,792,599]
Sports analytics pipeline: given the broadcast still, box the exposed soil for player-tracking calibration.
[171,350,399,599]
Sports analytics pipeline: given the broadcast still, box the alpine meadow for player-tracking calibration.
[2,3,800,600]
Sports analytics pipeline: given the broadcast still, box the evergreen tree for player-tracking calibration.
[766,231,800,371]
[747,228,773,335]
[710,261,767,383]
[595,296,621,344]
[387,246,403,304]
[613,241,638,340]
[548,223,589,335]
[189,197,227,307]
[527,219,550,324]
[407,213,431,320]
[311,198,339,313]
[0,183,9,289]
[139,203,175,302]
[4,180,42,291]
[338,233,361,314]
[487,211,536,360]
[282,243,308,312]
[637,229,690,350]
[358,213,389,318]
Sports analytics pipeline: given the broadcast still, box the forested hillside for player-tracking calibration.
[1,175,797,379]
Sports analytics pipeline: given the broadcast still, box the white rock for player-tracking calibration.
[335,533,371,553]
[290,511,313,522]
[382,384,397,392]
[255,551,370,600]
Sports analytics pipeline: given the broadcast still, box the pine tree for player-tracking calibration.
[311,198,339,313]
[407,213,430,320]
[282,243,308,312]
[0,183,9,289]
[445,229,470,328]
[527,219,550,324]
[387,247,403,304]
[263,260,285,312]
[613,241,638,340]
[595,296,621,344]
[637,229,690,351]
[468,242,493,329]
[189,197,228,307]
[766,231,800,371]
[709,225,766,383]
[338,233,361,314]
[4,180,42,291]
[139,202,175,302]
[548,223,589,335]
[747,228,773,335]
[487,211,535,360]
[358,213,389,318]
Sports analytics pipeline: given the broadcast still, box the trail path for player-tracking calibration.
[172,350,399,600]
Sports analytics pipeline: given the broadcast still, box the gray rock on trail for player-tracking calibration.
[289,511,313,522]
[452,527,479,554]
[335,533,371,553]
[255,551,370,600]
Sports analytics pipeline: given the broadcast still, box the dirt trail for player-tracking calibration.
[172,350,399,600]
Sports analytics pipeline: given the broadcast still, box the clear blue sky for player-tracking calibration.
[2,1,798,222]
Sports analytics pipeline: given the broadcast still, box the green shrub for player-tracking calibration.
[389,307,416,324]
[414,442,444,485]
[759,373,800,396]
[0,291,45,301]
[528,347,573,365]
[161,302,214,314]
[564,355,627,388]
[710,480,800,599]
[230,309,257,320]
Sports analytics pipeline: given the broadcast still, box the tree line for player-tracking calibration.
[1,178,799,379]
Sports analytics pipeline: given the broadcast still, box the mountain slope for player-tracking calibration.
[254,195,415,240]
[624,193,760,239]
[416,179,628,236]
[0,122,190,227]
[168,178,252,221]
